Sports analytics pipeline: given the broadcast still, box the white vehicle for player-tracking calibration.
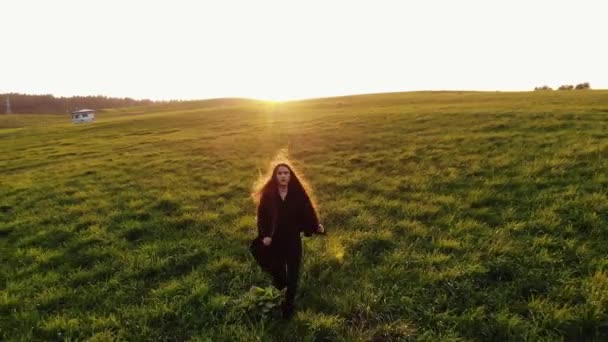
[71,109,95,123]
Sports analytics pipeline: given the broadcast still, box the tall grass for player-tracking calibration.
[1,91,608,341]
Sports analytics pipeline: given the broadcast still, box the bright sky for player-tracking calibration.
[2,0,607,101]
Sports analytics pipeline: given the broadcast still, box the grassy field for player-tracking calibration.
[1,91,608,341]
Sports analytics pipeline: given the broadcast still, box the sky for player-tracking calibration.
[2,0,607,101]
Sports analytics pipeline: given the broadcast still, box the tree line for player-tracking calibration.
[534,82,591,91]
[1,93,158,114]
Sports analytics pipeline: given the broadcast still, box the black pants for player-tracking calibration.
[268,234,302,306]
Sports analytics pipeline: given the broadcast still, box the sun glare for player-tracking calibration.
[254,93,300,102]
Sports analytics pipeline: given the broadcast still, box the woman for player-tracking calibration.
[251,160,326,319]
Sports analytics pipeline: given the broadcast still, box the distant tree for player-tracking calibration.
[575,82,591,90]
[534,85,552,91]
[0,93,160,114]
[558,85,574,90]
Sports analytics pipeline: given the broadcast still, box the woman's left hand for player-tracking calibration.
[317,224,325,233]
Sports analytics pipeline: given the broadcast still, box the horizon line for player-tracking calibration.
[3,87,605,104]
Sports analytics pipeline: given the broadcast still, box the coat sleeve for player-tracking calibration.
[301,194,321,236]
[257,198,273,238]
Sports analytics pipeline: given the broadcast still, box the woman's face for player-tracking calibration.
[276,165,291,186]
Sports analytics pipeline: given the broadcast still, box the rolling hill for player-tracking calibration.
[1,90,608,341]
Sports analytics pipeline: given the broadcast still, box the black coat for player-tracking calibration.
[250,188,325,271]
[256,188,323,238]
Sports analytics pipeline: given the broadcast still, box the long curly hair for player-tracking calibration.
[251,150,319,216]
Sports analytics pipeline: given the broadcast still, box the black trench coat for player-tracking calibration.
[250,189,326,272]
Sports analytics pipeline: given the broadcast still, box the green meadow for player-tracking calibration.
[1,91,608,341]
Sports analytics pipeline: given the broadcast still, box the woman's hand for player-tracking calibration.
[317,224,325,234]
[262,237,272,246]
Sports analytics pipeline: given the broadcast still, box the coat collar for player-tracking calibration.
[276,187,290,202]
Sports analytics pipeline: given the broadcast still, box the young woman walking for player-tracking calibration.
[250,161,326,319]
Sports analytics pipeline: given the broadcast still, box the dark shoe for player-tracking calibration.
[272,277,287,291]
[281,301,295,320]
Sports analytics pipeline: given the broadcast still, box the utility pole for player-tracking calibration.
[5,96,11,114]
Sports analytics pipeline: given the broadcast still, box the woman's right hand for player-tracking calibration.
[262,237,272,246]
